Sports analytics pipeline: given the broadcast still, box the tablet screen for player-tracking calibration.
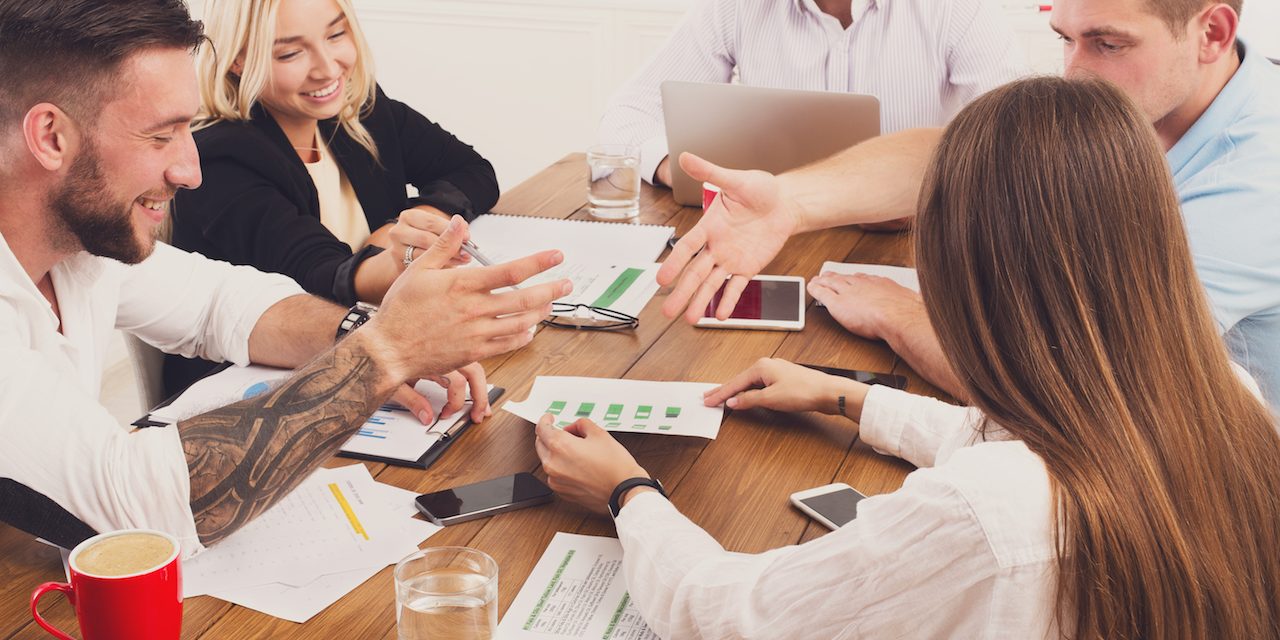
[706,279,801,321]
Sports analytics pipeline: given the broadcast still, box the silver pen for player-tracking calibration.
[461,239,522,290]
[461,240,496,266]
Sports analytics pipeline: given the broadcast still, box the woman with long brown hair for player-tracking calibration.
[532,76,1280,639]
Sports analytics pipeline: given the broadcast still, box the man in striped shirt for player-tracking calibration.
[597,0,1027,188]
[657,0,1280,408]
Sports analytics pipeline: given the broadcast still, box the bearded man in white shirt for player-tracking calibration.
[597,0,1027,189]
[0,0,569,555]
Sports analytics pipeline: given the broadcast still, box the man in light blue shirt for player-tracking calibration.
[652,0,1280,406]
[1170,41,1280,404]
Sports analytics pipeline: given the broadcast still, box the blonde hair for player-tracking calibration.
[195,0,380,162]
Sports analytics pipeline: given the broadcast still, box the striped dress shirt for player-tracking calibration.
[598,0,1029,183]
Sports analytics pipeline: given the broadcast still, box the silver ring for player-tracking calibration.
[403,245,416,267]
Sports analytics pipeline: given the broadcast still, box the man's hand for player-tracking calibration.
[393,361,492,425]
[658,153,802,323]
[364,215,572,383]
[703,357,863,417]
[807,273,921,340]
[535,415,648,512]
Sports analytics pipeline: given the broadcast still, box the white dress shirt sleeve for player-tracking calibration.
[613,470,1005,638]
[113,242,304,364]
[943,0,1028,112]
[857,384,986,468]
[596,0,738,184]
[0,324,207,556]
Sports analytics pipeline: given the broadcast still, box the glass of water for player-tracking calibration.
[586,144,641,220]
[394,546,498,640]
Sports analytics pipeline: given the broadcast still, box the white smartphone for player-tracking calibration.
[696,275,806,331]
[790,483,868,530]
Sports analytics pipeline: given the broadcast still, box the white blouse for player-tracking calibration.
[614,384,1061,639]
[305,136,371,250]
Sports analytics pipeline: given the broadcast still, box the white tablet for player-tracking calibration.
[695,275,806,331]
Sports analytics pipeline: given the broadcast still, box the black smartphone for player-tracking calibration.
[415,472,554,526]
[798,363,908,390]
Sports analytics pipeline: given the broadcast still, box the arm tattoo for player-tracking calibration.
[178,339,392,545]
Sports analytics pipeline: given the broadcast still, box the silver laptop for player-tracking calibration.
[661,81,880,206]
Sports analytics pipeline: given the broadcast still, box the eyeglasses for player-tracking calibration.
[542,303,639,331]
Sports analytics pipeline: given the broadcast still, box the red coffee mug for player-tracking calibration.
[30,529,183,640]
[702,182,722,210]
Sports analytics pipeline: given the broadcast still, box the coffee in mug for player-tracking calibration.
[75,532,174,577]
[31,528,183,640]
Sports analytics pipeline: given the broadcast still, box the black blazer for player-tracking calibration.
[165,86,498,395]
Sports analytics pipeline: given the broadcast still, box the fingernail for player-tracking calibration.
[726,398,738,408]
[418,410,432,423]
[448,216,462,231]
[559,280,573,295]
[551,250,564,263]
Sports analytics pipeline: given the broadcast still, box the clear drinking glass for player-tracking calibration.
[394,547,498,640]
[586,144,641,220]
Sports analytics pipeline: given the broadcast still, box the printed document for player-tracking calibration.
[205,469,438,623]
[184,464,436,598]
[504,376,725,439]
[497,533,659,640]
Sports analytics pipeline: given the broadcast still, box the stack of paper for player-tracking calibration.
[504,376,725,439]
[184,464,439,623]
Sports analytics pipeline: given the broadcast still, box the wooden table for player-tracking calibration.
[3,154,947,639]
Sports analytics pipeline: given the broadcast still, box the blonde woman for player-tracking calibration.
[167,0,496,394]
[536,77,1280,638]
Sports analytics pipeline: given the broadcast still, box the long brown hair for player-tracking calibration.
[915,77,1280,639]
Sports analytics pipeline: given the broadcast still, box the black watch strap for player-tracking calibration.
[608,476,666,518]
[335,302,377,342]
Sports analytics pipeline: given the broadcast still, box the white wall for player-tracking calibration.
[1240,0,1280,59]
[204,1,1280,190]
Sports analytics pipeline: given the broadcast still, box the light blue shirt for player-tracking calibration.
[1169,41,1280,406]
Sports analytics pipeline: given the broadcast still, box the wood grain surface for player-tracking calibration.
[2,154,951,640]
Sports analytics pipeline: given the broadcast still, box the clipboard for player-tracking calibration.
[336,386,505,470]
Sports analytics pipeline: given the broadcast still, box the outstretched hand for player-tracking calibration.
[658,153,802,323]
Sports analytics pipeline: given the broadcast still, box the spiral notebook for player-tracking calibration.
[467,214,675,312]
[467,214,674,272]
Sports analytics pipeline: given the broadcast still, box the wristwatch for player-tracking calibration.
[335,302,377,341]
[608,476,667,518]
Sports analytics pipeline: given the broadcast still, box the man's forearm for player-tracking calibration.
[178,331,398,545]
[783,128,943,232]
[247,294,346,369]
[880,305,966,401]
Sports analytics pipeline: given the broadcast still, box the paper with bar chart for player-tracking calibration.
[504,376,725,439]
